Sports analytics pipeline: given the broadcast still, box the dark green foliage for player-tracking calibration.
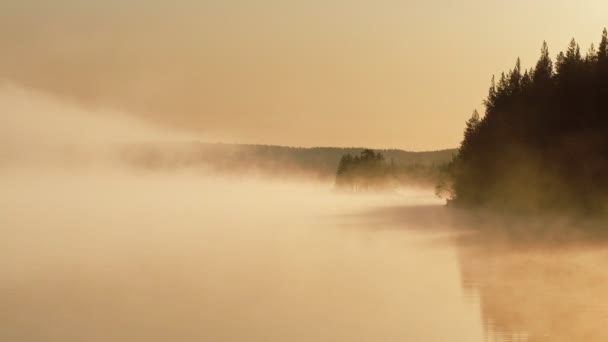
[443,29,608,213]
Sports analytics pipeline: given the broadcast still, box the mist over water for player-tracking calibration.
[2,84,608,341]
[1,168,480,342]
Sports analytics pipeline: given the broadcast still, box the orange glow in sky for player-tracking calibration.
[1,0,607,149]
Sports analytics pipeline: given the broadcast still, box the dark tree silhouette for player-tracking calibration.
[335,149,390,191]
[441,29,608,213]
[335,149,444,192]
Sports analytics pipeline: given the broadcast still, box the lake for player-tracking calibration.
[2,169,607,341]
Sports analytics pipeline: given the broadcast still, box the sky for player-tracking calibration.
[1,0,607,150]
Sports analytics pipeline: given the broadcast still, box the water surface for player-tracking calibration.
[2,170,607,341]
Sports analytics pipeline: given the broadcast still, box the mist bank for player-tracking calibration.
[0,164,449,342]
[118,143,455,183]
[0,82,455,184]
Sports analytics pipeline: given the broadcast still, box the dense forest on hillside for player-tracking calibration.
[335,149,445,191]
[438,29,608,213]
[119,143,456,180]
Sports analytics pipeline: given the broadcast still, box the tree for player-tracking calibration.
[556,39,582,76]
[533,41,553,85]
[585,43,597,64]
[521,69,532,90]
[598,28,608,68]
[360,149,377,161]
[441,29,608,212]
[484,76,498,111]
[464,110,480,141]
[508,58,522,94]
[334,149,442,192]
[336,153,353,176]
[335,150,389,191]
[458,110,481,160]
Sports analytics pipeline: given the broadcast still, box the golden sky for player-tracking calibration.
[1,0,606,150]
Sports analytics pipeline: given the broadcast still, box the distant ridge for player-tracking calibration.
[119,142,457,180]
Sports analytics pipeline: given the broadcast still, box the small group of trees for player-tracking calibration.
[439,29,608,212]
[335,149,444,192]
[335,149,392,191]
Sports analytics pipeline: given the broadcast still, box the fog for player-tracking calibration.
[2,84,608,341]
[1,84,476,341]
[0,83,202,168]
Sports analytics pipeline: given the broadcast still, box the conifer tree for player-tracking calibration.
[598,28,608,67]
[442,29,608,212]
[509,58,522,93]
[533,41,553,84]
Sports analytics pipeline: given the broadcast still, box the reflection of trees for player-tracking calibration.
[456,225,608,342]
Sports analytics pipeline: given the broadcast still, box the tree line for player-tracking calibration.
[438,29,608,213]
[335,149,443,191]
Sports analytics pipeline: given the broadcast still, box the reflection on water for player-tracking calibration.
[366,206,608,342]
[1,171,607,341]
[456,222,608,342]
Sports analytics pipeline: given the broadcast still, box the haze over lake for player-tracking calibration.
[0,167,477,341]
[3,166,608,341]
[4,75,608,341]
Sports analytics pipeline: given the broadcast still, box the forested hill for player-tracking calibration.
[440,29,608,213]
[119,142,456,180]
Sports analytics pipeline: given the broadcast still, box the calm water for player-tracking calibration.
[2,170,608,341]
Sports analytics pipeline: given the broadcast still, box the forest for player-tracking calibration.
[438,29,608,213]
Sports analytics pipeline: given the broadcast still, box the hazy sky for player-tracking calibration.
[1,1,606,150]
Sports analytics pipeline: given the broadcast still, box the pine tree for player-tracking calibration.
[443,29,608,211]
[460,110,481,157]
[464,110,481,139]
[509,58,522,94]
[598,28,608,67]
[586,43,597,63]
[521,70,532,90]
[484,76,497,111]
[598,28,608,85]
[557,39,583,76]
[336,154,352,176]
[533,41,553,84]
